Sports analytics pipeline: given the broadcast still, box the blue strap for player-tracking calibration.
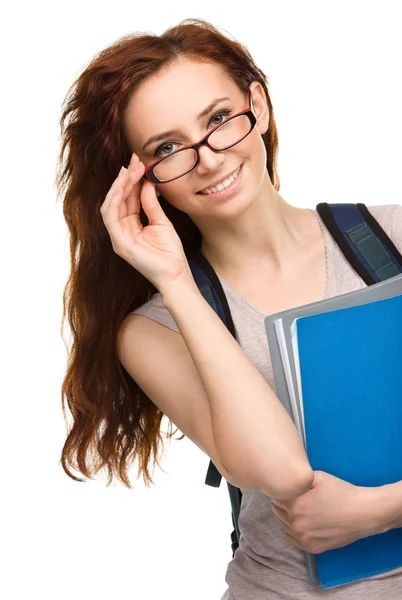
[187,257,228,325]
[318,203,402,282]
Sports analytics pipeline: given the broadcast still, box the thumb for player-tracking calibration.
[140,179,171,226]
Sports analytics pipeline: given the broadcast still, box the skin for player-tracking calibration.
[113,57,402,552]
[122,57,322,282]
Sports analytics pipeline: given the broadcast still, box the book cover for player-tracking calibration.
[292,293,402,587]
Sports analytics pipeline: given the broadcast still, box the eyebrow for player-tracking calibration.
[142,97,231,152]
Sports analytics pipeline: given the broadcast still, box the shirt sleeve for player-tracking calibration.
[128,292,180,334]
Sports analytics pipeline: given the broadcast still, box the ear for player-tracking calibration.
[249,81,270,136]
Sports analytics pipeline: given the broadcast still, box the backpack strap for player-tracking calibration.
[186,249,243,558]
[186,202,402,561]
[316,203,402,282]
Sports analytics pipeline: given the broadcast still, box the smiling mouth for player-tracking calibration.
[197,165,242,195]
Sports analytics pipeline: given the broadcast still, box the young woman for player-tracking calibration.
[57,18,402,598]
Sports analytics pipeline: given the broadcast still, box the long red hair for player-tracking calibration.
[56,17,280,488]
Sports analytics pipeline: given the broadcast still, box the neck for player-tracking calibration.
[192,172,318,279]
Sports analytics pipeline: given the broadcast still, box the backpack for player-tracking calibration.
[186,202,402,558]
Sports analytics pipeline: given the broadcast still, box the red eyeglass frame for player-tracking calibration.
[142,89,257,185]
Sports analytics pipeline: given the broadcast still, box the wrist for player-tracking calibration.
[160,275,200,310]
[361,483,402,535]
[375,481,402,532]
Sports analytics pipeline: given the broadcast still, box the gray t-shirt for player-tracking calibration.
[129,205,402,599]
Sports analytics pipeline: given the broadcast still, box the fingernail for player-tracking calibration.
[118,166,125,178]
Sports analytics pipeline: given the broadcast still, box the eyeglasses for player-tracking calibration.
[143,90,257,185]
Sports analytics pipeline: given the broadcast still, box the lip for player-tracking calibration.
[196,164,244,199]
[197,165,242,193]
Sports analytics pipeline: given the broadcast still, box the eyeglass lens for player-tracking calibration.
[153,114,252,182]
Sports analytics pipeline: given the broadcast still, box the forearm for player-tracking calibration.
[162,279,314,500]
[376,480,402,531]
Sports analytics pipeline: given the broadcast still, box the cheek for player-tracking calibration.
[240,136,266,177]
[247,134,267,174]
[158,180,190,209]
[236,132,263,169]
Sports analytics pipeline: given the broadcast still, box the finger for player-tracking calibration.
[123,152,142,216]
[140,178,171,226]
[116,162,144,221]
[271,504,291,527]
[103,168,137,229]
[102,165,142,226]
[102,178,127,231]
[126,162,146,217]
[100,167,128,219]
[284,533,303,550]
[271,498,290,510]
[102,154,137,213]
[279,521,296,537]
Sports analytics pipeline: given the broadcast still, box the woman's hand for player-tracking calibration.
[271,471,385,554]
[100,152,196,295]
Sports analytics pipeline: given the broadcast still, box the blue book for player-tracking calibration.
[290,293,402,588]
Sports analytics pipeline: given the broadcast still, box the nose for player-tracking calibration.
[195,144,225,175]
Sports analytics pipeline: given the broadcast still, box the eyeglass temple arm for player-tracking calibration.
[249,89,256,113]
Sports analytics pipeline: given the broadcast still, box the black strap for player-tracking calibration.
[317,203,375,284]
[316,202,402,284]
[357,203,402,268]
[189,250,243,556]
[187,250,237,338]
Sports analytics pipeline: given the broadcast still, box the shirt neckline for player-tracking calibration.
[216,208,330,320]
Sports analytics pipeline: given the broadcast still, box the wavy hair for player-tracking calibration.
[57,17,280,488]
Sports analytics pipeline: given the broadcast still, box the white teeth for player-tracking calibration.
[200,165,241,195]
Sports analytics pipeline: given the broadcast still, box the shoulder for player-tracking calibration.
[127,291,180,333]
[365,203,402,253]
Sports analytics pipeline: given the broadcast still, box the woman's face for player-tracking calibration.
[122,58,269,219]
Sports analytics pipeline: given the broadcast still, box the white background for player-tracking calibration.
[2,1,402,599]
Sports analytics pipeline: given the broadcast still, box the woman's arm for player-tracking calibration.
[162,278,314,501]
